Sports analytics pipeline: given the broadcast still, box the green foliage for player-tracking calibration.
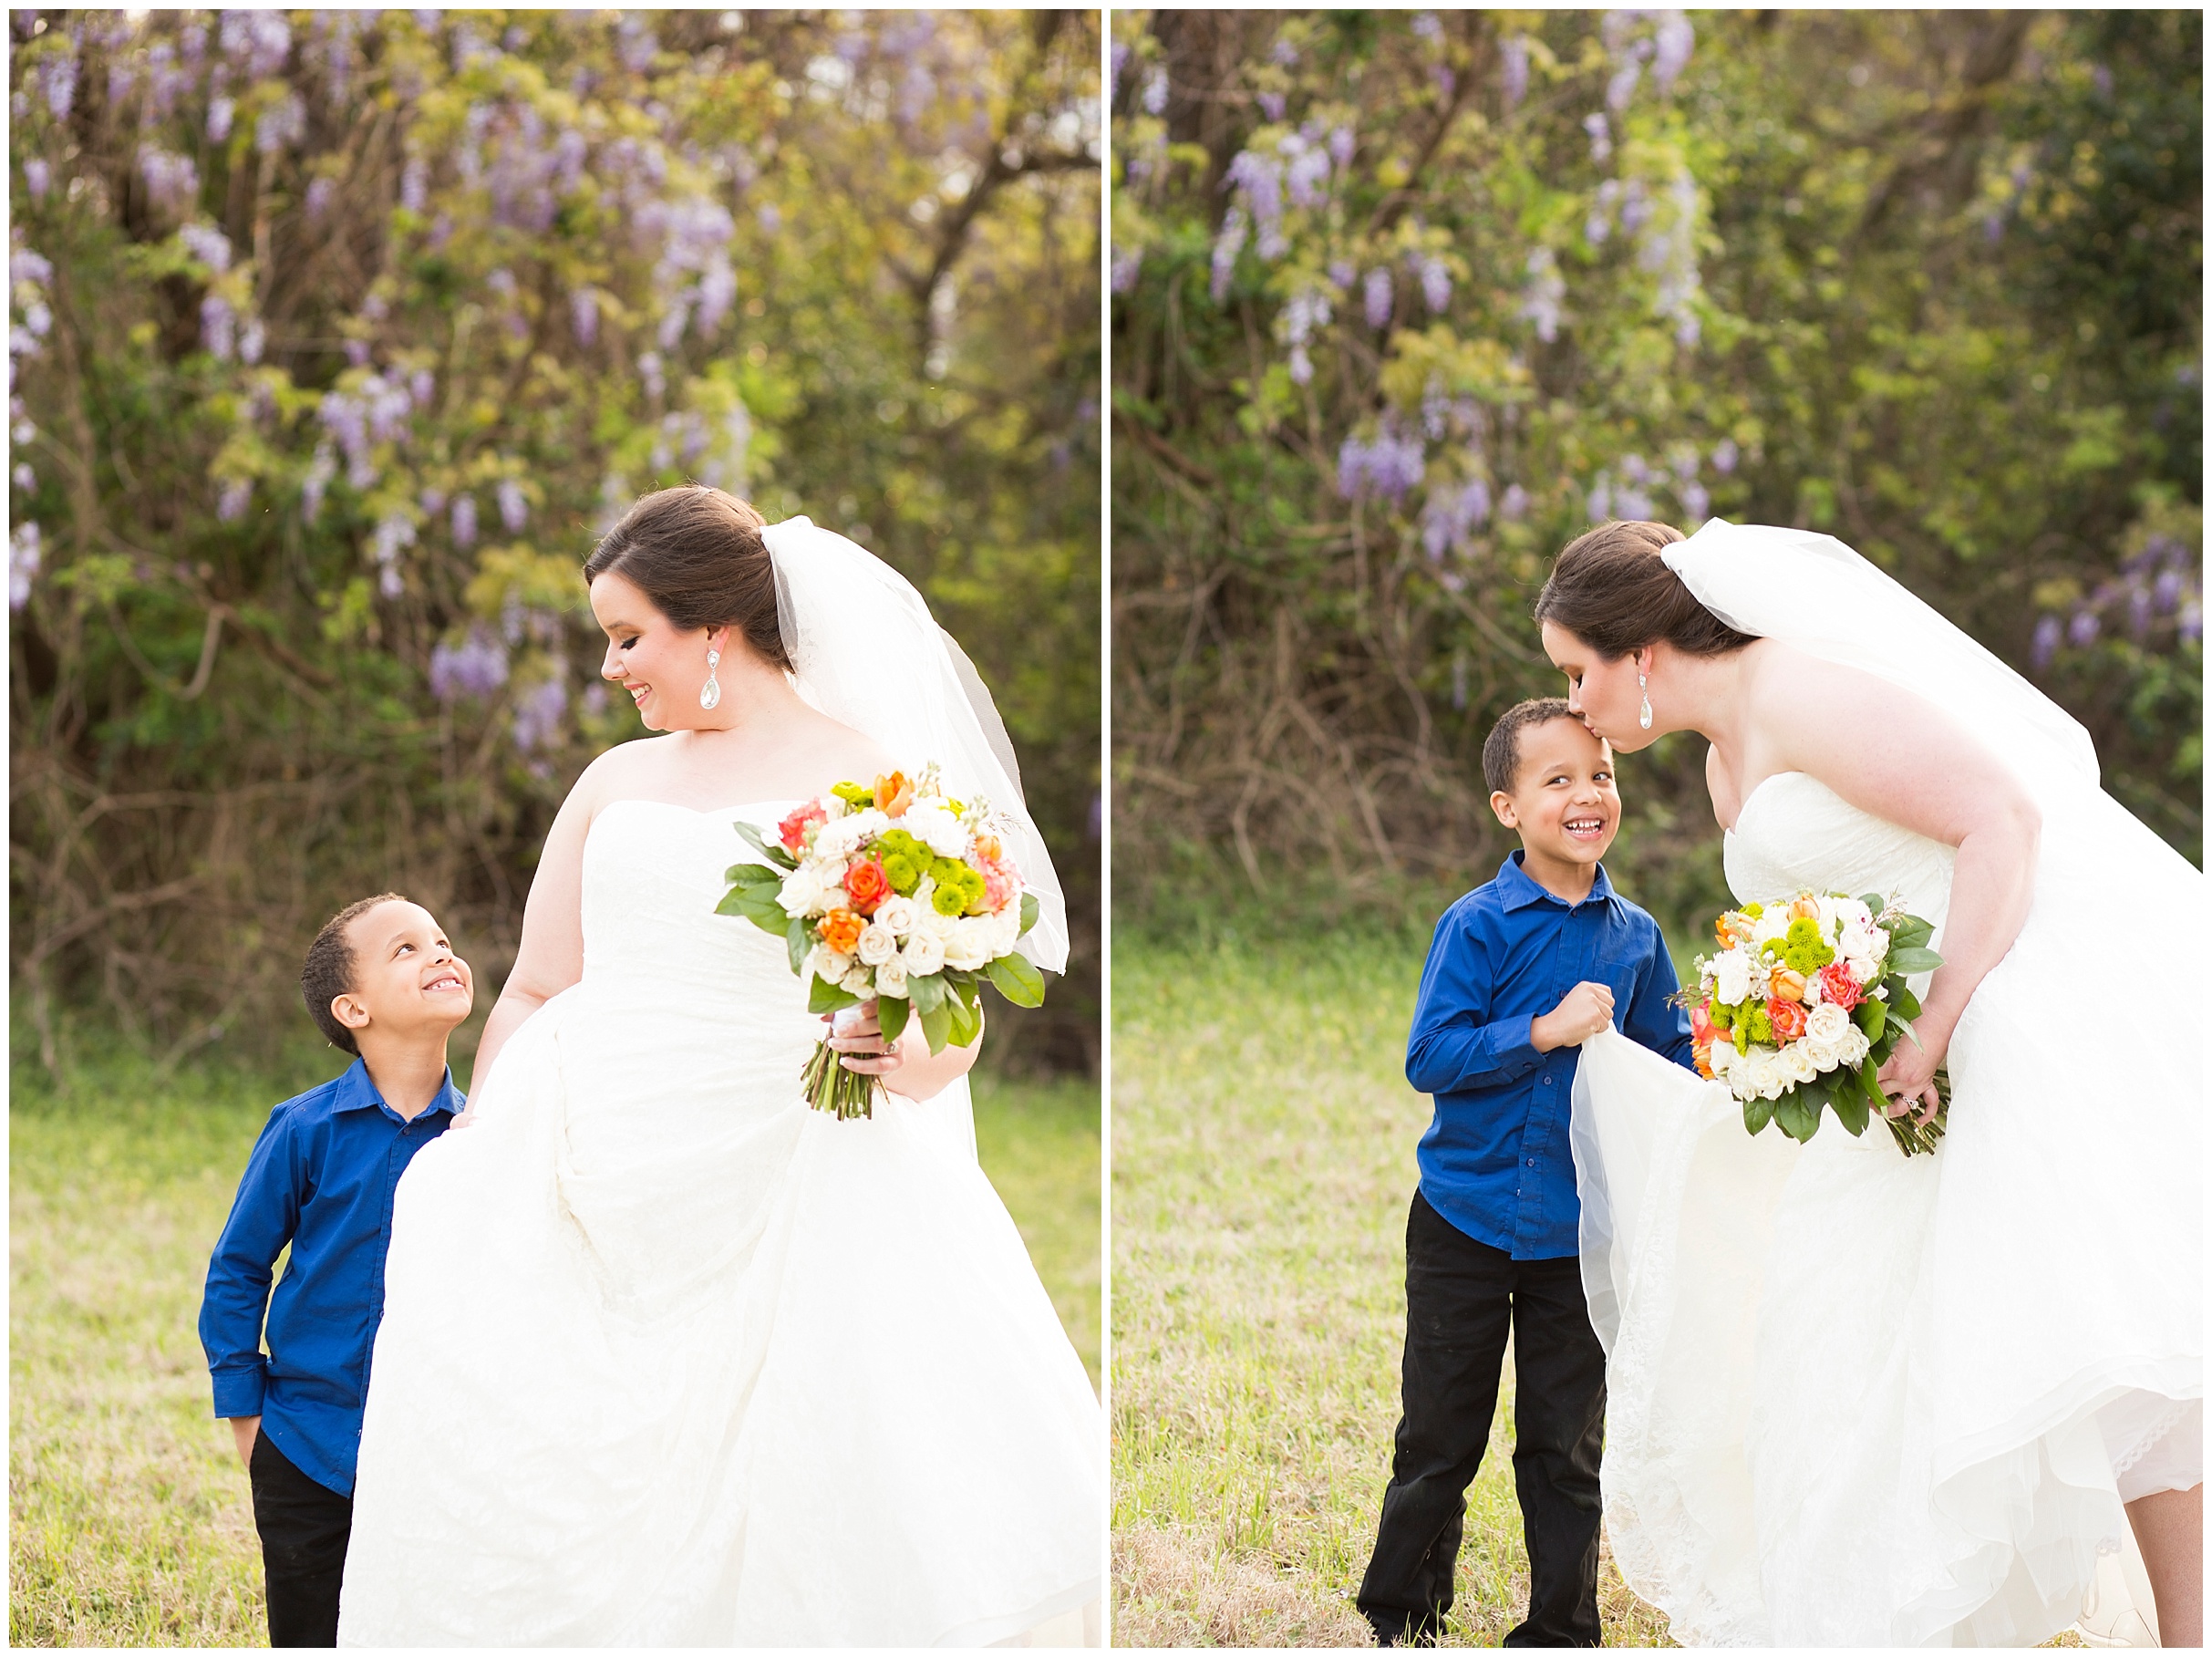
[1111,10,2200,943]
[10,10,1101,1074]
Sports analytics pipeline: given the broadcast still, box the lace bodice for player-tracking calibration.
[1723,771,1956,935]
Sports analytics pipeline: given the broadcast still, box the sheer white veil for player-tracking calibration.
[760,516,1069,974]
[1663,519,2103,808]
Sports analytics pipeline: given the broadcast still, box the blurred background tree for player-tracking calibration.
[1110,8,2199,942]
[10,8,1101,1076]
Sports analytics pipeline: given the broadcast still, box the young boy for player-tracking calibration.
[199,894,473,1646]
[1358,699,1697,1647]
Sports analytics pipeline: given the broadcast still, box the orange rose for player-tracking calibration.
[873,772,914,818]
[1768,966,1807,1002]
[1694,1040,1715,1080]
[1788,896,1821,922]
[820,908,863,954]
[843,857,891,916]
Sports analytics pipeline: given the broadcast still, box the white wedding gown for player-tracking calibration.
[1571,770,2201,1647]
[336,800,1102,1646]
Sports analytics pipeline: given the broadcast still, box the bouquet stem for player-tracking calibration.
[801,1038,882,1120]
[1882,1069,1950,1157]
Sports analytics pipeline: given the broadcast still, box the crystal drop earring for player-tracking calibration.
[699,647,722,711]
[1638,666,1653,730]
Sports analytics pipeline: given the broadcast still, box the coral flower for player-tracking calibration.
[843,857,891,916]
[778,800,827,854]
[1766,996,1808,1041]
[821,908,864,955]
[1816,960,1864,1010]
[1694,1041,1715,1080]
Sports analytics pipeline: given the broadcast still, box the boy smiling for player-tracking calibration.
[1358,699,1697,1646]
[199,894,473,1646]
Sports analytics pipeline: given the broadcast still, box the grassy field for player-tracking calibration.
[1111,931,1672,1648]
[9,1040,1099,1648]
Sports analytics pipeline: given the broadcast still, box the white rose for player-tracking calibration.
[1752,909,1789,946]
[989,906,1023,954]
[780,867,825,917]
[923,901,962,941]
[1782,1042,1818,1084]
[1805,1002,1851,1045]
[1709,1039,1734,1075]
[810,946,853,984]
[856,922,898,967]
[944,917,993,972]
[842,964,874,995]
[904,801,968,858]
[1803,1036,1841,1073]
[1711,948,1753,1008]
[902,928,946,978]
[873,895,918,939]
[1838,1027,1871,1067]
[874,955,908,998]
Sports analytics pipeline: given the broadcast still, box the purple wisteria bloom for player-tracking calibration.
[451,494,478,549]
[10,521,41,609]
[1502,37,1529,110]
[429,629,510,701]
[512,678,568,751]
[1364,267,1393,330]
[497,478,529,533]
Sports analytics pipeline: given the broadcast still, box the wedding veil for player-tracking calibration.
[1664,520,2107,804]
[761,516,1070,974]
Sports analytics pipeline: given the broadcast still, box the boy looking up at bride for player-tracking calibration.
[198,895,473,1646]
[1358,698,1697,1647]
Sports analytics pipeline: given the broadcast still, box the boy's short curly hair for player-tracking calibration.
[1481,698,1586,796]
[301,893,408,1054]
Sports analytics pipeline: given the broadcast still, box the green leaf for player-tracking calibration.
[807,974,860,1015]
[1831,1073,1870,1135]
[1887,917,1934,949]
[1886,945,1943,975]
[1859,1051,1886,1103]
[907,971,946,1014]
[917,996,953,1055]
[1773,1093,1821,1143]
[1018,892,1039,937]
[946,983,984,1046]
[1856,893,1886,916]
[1855,999,1886,1042]
[986,950,1047,1008]
[1890,1014,1922,1051]
[786,917,810,975]
[877,994,910,1044]
[1742,1096,1774,1134]
[1888,982,1921,1020]
[731,819,798,869]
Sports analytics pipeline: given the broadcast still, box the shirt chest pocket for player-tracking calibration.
[1592,947,1643,1010]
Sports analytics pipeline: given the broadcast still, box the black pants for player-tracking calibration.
[248,1429,352,1646]
[1358,1190,1607,1647]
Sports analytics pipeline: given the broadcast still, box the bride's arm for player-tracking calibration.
[1774,657,2041,1109]
[462,773,600,1103]
[826,999,983,1103]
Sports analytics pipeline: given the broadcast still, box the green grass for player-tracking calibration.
[9,1041,1099,1648]
[1111,933,1672,1648]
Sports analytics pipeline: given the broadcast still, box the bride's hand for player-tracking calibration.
[823,999,913,1079]
[1876,1030,1946,1124]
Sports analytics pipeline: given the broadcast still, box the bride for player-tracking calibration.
[1536,518,2200,1647]
[336,487,1101,1645]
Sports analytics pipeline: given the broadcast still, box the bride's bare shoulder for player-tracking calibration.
[795,708,896,787]
[569,734,676,811]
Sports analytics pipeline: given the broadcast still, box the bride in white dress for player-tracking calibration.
[336,488,1101,1646]
[1535,519,2200,1647]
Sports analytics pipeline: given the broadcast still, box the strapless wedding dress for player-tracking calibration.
[1570,771,2201,1646]
[336,800,1101,1646]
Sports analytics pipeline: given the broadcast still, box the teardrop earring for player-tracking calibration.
[1638,668,1653,730]
[699,647,722,711]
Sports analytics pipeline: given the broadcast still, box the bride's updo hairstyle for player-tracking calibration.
[583,484,791,670]
[1534,518,1756,659]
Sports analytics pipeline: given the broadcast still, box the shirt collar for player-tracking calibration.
[332,1055,463,1122]
[1496,849,1618,913]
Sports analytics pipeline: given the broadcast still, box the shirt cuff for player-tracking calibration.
[1495,1013,1542,1076]
[211,1362,267,1419]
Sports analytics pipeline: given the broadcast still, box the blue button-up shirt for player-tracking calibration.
[1407,852,1697,1260]
[198,1057,461,1496]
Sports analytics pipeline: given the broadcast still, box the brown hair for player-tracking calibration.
[582,485,790,669]
[1482,698,1588,795]
[1534,518,1755,660]
[301,892,408,1054]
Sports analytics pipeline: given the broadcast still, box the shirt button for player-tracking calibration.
[1527,1157,1536,1166]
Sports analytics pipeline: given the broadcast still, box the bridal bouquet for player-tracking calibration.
[716,764,1046,1119]
[1680,890,1948,1155]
